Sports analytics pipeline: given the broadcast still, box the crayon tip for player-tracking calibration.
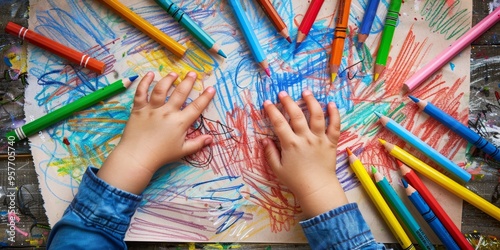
[371,165,377,174]
[395,159,404,168]
[295,42,301,50]
[401,178,408,188]
[408,95,419,103]
[264,68,271,77]
[129,75,139,82]
[217,49,227,58]
[373,73,380,82]
[331,73,337,83]
[378,138,386,145]
[373,111,382,118]
[286,36,292,43]
[346,148,352,156]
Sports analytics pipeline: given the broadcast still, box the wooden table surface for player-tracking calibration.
[0,0,499,249]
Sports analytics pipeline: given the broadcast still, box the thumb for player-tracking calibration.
[183,135,213,156]
[261,138,282,172]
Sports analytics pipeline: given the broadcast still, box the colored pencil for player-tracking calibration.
[5,22,106,74]
[329,0,352,82]
[254,0,291,43]
[154,0,226,58]
[296,0,325,47]
[357,0,381,46]
[97,0,186,58]
[409,95,500,162]
[398,161,474,250]
[374,111,471,183]
[5,76,138,142]
[373,0,402,81]
[403,7,500,92]
[346,149,416,250]
[379,139,500,221]
[372,166,435,250]
[228,0,271,76]
[402,179,460,250]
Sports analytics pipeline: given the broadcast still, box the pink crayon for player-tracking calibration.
[403,7,500,92]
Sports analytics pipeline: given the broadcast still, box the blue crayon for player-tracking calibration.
[227,0,271,76]
[374,111,471,183]
[409,95,500,162]
[402,179,460,250]
[357,0,380,45]
[373,167,435,250]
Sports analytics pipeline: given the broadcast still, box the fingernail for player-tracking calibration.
[278,91,288,97]
[204,138,213,145]
[303,90,312,96]
[168,72,178,78]
[263,100,272,106]
[205,86,215,94]
[261,139,268,146]
[330,102,337,108]
[187,71,197,78]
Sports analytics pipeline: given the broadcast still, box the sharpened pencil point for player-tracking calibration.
[286,37,292,43]
[295,42,301,50]
[217,49,227,58]
[331,73,337,83]
[264,68,271,77]
[129,75,139,82]
[371,165,377,174]
[374,73,380,81]
[401,178,408,188]
[408,95,419,103]
[378,138,386,145]
[346,148,352,156]
[373,111,382,118]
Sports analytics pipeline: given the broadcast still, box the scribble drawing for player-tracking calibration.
[25,0,471,243]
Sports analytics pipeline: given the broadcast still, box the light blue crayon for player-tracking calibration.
[227,0,270,76]
[402,179,460,250]
[357,0,380,45]
[373,167,435,250]
[409,95,500,162]
[374,111,471,183]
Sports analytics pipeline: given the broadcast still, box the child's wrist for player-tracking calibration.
[295,178,348,219]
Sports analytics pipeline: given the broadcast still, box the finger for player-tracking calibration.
[167,71,197,110]
[278,91,309,134]
[261,138,282,174]
[181,86,216,124]
[302,90,325,135]
[133,72,155,110]
[149,72,178,108]
[326,102,341,144]
[182,135,213,156]
[263,100,294,143]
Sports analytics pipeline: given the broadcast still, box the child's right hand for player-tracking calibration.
[261,90,348,218]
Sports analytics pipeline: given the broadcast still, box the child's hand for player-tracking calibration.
[98,71,215,194]
[262,90,348,218]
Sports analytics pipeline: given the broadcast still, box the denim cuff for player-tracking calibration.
[68,166,142,236]
[300,203,378,249]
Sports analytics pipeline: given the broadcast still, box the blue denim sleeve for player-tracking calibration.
[300,203,387,250]
[47,167,142,250]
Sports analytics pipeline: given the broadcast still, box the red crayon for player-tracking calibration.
[397,160,473,250]
[296,0,325,47]
[5,22,106,74]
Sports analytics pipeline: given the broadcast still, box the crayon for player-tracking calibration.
[409,95,500,162]
[329,0,352,82]
[402,179,460,250]
[5,22,106,74]
[357,0,380,45]
[379,139,500,221]
[296,0,325,47]
[6,76,138,141]
[254,0,291,43]
[374,111,471,183]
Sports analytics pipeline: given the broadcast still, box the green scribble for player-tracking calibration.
[421,0,470,39]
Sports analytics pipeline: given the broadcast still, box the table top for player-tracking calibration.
[0,0,499,249]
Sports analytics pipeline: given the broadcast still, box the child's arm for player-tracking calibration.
[262,91,385,249]
[47,71,215,249]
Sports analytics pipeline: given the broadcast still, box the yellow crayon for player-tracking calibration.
[379,139,500,221]
[97,0,187,58]
[347,148,416,250]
